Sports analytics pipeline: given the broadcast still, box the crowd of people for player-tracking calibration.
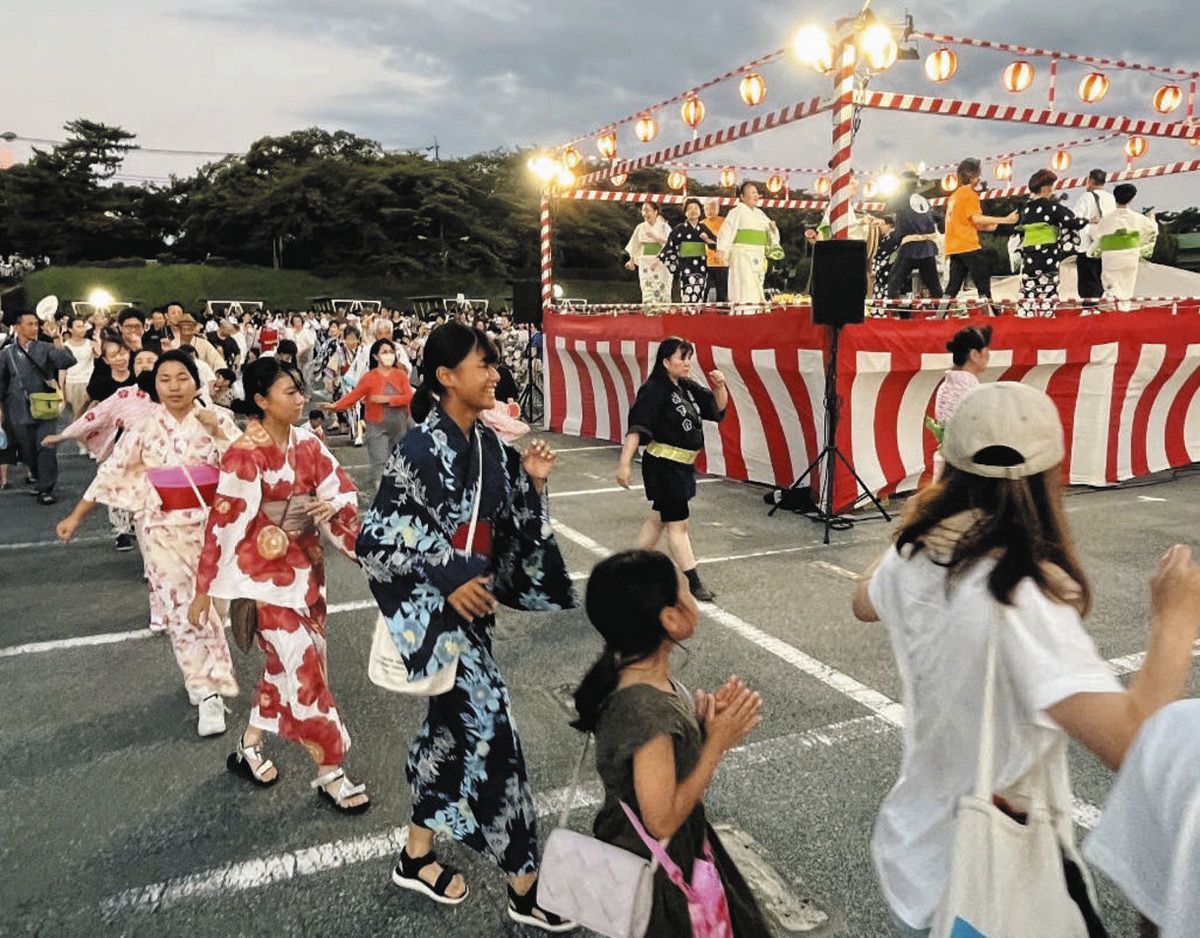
[620,162,1162,318]
[0,253,47,281]
[4,288,1200,937]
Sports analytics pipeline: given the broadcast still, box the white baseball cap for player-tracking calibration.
[942,382,1064,479]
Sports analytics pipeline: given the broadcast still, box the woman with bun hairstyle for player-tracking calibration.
[573,549,770,937]
[930,325,991,481]
[357,322,576,930]
[1016,169,1089,318]
[191,356,371,814]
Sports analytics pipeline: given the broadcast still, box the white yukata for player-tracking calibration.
[625,217,673,304]
[1088,207,1159,302]
[85,404,241,705]
[717,202,780,306]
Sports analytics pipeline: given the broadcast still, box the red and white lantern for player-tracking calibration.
[994,160,1014,181]
[634,114,659,144]
[596,131,617,160]
[681,96,705,130]
[1051,149,1071,171]
[1079,71,1110,104]
[1125,135,1149,160]
[562,146,582,170]
[1002,60,1035,93]
[1153,84,1183,114]
[610,173,628,187]
[719,167,738,189]
[765,173,785,194]
[739,72,767,107]
[814,176,831,196]
[924,48,957,83]
[941,172,959,192]
[667,170,687,191]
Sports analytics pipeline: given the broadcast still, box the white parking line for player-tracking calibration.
[551,478,720,498]
[809,560,861,581]
[0,627,155,658]
[0,535,110,550]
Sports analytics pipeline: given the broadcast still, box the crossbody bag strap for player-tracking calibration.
[15,340,59,391]
[465,426,484,553]
[972,604,1001,800]
[558,734,592,828]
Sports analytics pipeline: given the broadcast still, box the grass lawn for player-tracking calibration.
[14,264,639,313]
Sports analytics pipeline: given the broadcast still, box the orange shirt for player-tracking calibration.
[945,187,982,256]
[332,367,413,424]
[702,216,726,266]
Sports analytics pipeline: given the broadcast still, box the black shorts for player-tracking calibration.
[651,497,690,523]
[642,452,696,523]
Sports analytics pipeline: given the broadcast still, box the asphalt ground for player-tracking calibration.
[2,431,1198,938]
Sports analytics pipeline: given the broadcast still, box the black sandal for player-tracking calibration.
[226,735,279,787]
[391,848,469,906]
[507,881,576,933]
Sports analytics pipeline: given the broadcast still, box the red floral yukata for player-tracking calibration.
[197,421,360,765]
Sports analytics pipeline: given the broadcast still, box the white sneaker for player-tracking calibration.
[197,694,227,737]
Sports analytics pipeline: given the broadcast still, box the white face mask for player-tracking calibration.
[378,352,396,367]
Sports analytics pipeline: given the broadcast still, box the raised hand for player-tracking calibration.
[522,439,556,483]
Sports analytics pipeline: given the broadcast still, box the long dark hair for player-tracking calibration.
[572,550,680,732]
[895,464,1091,613]
[146,349,200,402]
[240,356,307,418]
[410,322,499,423]
[650,336,694,382]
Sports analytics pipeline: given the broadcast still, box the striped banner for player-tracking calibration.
[562,189,884,211]
[546,305,1200,512]
[858,90,1200,140]
[540,194,553,308]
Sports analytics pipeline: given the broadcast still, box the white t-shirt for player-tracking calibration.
[868,548,1122,929]
[1074,188,1118,252]
[1084,698,1200,938]
[63,337,96,383]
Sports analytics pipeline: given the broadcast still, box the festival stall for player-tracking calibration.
[533,9,1200,511]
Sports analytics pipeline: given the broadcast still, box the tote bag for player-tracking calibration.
[930,609,1090,938]
[367,427,483,696]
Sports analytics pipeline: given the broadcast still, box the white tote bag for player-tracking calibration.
[367,428,483,697]
[930,610,1089,938]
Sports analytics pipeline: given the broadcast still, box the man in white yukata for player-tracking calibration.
[1087,183,1158,308]
[716,182,780,306]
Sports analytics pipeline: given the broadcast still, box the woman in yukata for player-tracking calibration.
[624,201,673,305]
[56,350,241,737]
[356,321,577,932]
[191,356,371,814]
[660,197,715,304]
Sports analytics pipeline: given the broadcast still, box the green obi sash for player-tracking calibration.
[733,228,770,247]
[680,241,706,258]
[818,224,831,241]
[1098,229,1141,252]
[641,242,663,256]
[765,245,785,261]
[1020,222,1059,248]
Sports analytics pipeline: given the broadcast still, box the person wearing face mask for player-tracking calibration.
[323,338,414,488]
[715,182,780,307]
[659,197,715,304]
[57,351,241,735]
[624,201,673,305]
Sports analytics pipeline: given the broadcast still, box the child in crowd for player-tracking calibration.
[573,549,771,937]
[307,408,327,441]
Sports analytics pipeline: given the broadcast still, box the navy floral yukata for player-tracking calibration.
[356,405,576,874]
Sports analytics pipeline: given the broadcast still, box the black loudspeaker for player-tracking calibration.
[510,280,543,326]
[810,239,868,327]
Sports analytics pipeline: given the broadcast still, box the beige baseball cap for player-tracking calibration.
[942,382,1064,479]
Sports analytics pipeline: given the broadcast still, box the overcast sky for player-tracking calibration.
[6,0,1200,208]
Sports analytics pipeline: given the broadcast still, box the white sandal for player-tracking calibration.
[311,766,371,815]
[226,734,278,787]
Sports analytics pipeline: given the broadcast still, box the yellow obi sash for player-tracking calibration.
[645,442,700,465]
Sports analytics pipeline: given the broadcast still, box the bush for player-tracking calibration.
[1152,232,1178,266]
[156,252,180,265]
[90,257,147,269]
[203,256,248,268]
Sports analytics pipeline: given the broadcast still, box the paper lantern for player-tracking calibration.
[1079,71,1110,104]
[1051,149,1071,171]
[596,131,617,160]
[994,160,1013,181]
[1126,135,1149,160]
[766,173,785,194]
[739,72,767,107]
[719,167,738,189]
[634,114,659,144]
[814,176,831,196]
[1153,84,1183,114]
[941,172,959,192]
[610,173,628,187]
[667,171,687,191]
[924,48,957,83]
[1002,60,1035,93]
[681,96,705,130]
[562,146,582,171]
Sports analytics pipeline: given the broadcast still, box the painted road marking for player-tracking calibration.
[714,824,829,932]
[0,535,110,550]
[548,443,623,453]
[550,477,720,498]
[810,560,861,581]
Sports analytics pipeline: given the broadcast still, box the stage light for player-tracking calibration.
[527,153,559,184]
[876,172,901,196]
[552,284,564,300]
[859,23,898,72]
[794,25,835,73]
[88,288,115,309]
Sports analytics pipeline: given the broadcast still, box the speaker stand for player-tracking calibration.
[518,328,543,424]
[768,323,891,543]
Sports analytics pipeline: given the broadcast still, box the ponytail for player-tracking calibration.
[410,383,437,423]
[411,321,499,423]
[572,647,622,732]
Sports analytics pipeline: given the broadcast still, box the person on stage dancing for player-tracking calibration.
[624,201,673,305]
[715,182,780,307]
[616,337,727,602]
[1016,170,1088,318]
[701,198,728,302]
[660,198,714,304]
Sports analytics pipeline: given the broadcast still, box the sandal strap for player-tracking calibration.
[331,778,366,802]
[310,766,346,790]
[400,848,440,877]
[432,865,461,896]
[250,758,276,781]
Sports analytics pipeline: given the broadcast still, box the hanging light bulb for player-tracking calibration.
[739,72,767,107]
[1051,149,1071,171]
[1002,60,1035,93]
[924,48,957,83]
[719,167,738,189]
[634,114,659,144]
[1153,84,1183,114]
[941,172,959,192]
[1079,71,1110,104]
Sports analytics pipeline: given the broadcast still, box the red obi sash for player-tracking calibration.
[146,465,220,511]
[450,520,492,558]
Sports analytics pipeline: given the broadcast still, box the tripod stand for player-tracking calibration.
[768,323,891,543]
[518,328,543,424]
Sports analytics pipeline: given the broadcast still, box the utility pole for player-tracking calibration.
[428,136,440,162]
